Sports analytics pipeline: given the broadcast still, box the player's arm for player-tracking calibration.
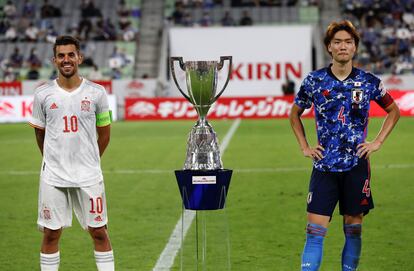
[289,104,324,160]
[30,91,46,156]
[95,88,112,157]
[96,107,112,157]
[97,125,110,157]
[357,101,400,158]
[34,127,45,156]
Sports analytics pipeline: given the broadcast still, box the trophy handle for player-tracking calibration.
[213,56,232,103]
[170,57,193,103]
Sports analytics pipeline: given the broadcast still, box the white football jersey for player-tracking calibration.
[29,78,110,187]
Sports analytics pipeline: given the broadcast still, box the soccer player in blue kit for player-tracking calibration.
[289,20,400,271]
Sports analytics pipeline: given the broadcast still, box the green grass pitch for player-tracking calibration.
[0,118,413,270]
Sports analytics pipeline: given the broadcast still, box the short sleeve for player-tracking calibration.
[95,88,111,127]
[96,88,109,114]
[294,76,313,109]
[372,80,394,109]
[29,92,45,129]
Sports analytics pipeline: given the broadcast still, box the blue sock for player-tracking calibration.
[342,224,362,271]
[301,223,327,271]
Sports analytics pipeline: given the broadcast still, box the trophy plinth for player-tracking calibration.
[175,169,232,210]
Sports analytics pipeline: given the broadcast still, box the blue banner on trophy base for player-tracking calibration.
[175,169,232,210]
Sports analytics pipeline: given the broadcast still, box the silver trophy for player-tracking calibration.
[170,56,232,170]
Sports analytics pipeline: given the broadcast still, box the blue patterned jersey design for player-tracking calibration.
[295,66,388,172]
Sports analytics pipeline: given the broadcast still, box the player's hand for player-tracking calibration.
[357,141,381,159]
[303,145,325,161]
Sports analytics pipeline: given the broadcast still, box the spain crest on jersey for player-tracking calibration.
[43,206,51,220]
[81,99,91,112]
[352,88,363,104]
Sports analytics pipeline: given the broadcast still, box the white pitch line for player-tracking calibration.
[2,162,414,176]
[0,170,39,175]
[234,163,414,172]
[108,169,171,174]
[152,118,241,271]
[219,119,241,153]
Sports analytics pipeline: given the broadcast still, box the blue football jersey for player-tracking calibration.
[295,66,393,172]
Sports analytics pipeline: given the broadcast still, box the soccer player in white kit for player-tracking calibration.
[29,36,115,271]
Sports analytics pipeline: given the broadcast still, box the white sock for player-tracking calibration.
[94,250,115,271]
[40,251,60,271]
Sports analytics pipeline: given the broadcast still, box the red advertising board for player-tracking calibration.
[125,96,308,120]
[92,80,112,94]
[0,95,118,123]
[125,91,414,120]
[0,82,22,95]
[371,90,414,116]
[0,96,32,122]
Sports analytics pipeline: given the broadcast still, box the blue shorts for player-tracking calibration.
[306,158,374,217]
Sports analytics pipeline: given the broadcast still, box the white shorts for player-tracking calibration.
[38,180,108,231]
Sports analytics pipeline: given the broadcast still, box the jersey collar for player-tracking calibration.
[54,77,85,96]
[327,64,357,82]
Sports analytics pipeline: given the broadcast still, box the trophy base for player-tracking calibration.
[175,169,232,210]
[179,208,232,270]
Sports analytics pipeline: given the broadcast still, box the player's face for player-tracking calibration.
[328,30,356,64]
[53,45,83,79]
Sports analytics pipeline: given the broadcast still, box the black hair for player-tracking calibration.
[53,35,80,56]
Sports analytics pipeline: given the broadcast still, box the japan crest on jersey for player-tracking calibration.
[352,88,363,104]
[81,99,91,112]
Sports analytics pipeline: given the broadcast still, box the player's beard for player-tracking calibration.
[58,63,77,78]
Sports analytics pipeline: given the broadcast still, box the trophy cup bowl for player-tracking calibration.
[170,56,233,210]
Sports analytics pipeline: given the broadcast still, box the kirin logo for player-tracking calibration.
[128,101,156,116]
[0,102,14,115]
[396,93,414,114]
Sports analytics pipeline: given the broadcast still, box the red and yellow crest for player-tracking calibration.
[81,100,91,112]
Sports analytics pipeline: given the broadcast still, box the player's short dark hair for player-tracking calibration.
[53,35,81,56]
[323,20,360,54]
